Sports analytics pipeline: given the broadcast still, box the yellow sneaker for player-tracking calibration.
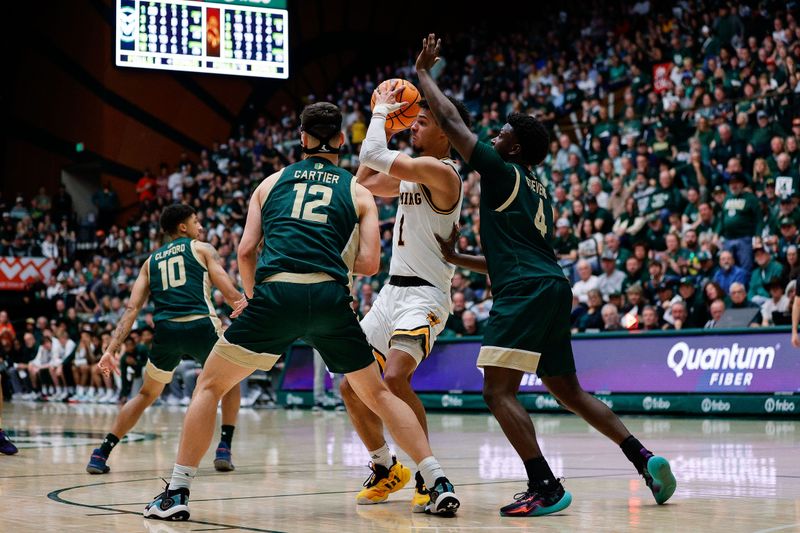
[356,458,411,505]
[411,471,430,513]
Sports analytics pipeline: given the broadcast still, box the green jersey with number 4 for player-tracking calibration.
[148,237,214,322]
[470,141,565,294]
[255,157,360,286]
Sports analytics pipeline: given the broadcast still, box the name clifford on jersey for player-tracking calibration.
[154,243,186,260]
[294,169,340,184]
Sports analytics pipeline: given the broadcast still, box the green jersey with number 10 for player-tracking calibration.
[470,141,565,295]
[148,237,215,322]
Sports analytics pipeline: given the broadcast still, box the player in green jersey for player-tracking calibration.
[144,102,460,521]
[87,203,247,475]
[416,34,675,517]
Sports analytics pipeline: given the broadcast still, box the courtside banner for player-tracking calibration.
[283,330,800,394]
[0,257,56,290]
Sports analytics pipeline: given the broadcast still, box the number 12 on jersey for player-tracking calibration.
[291,183,332,223]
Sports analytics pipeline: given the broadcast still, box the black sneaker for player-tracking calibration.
[499,479,572,517]
[425,476,460,516]
[143,481,191,521]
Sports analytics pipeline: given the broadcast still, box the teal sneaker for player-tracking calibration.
[643,456,676,504]
[143,482,191,521]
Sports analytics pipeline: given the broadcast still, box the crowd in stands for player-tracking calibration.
[1,0,800,402]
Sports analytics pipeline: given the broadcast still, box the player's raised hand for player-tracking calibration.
[435,223,460,261]
[415,33,441,72]
[98,349,120,377]
[230,293,249,319]
[372,80,408,116]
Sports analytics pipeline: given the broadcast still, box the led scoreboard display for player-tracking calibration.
[116,0,289,79]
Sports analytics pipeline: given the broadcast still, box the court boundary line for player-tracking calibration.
[47,478,287,533]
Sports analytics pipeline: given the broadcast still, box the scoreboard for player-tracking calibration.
[115,0,289,79]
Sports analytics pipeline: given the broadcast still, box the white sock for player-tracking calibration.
[169,464,197,491]
[368,443,393,469]
[418,456,446,488]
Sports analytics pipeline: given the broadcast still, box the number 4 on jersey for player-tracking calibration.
[534,200,547,238]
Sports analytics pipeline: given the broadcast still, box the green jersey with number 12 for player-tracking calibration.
[255,157,360,286]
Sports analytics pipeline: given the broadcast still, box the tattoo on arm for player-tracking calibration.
[109,306,136,352]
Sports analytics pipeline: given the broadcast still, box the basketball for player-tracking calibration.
[370,78,421,132]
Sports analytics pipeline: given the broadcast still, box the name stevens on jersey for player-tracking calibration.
[293,169,340,184]
[525,176,548,199]
[154,244,186,260]
[399,191,422,205]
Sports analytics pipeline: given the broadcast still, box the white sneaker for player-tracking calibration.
[241,389,261,407]
[179,396,190,406]
[166,395,181,406]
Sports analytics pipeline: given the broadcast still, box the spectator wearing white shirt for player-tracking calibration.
[41,233,59,259]
[760,278,790,326]
[704,299,726,328]
[597,250,626,301]
[28,335,54,396]
[48,331,75,400]
[572,260,599,304]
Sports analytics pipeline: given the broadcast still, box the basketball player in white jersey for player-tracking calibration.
[340,82,471,511]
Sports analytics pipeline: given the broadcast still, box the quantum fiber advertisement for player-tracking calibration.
[282,331,800,394]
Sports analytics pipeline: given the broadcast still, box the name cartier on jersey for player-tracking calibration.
[294,169,340,184]
[154,244,186,260]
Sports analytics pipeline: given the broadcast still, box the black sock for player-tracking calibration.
[523,456,558,491]
[220,425,235,447]
[620,435,653,474]
[99,433,120,456]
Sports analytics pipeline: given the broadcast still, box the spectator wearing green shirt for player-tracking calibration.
[649,170,684,216]
[629,64,651,110]
[554,218,579,281]
[748,243,784,306]
[710,123,745,172]
[766,137,785,174]
[749,111,786,158]
[592,107,618,145]
[648,123,676,163]
[719,173,761,273]
[774,153,799,198]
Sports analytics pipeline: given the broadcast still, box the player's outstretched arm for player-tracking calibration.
[353,184,381,276]
[415,33,477,162]
[435,224,488,275]
[197,243,247,318]
[355,163,400,198]
[99,263,150,376]
[239,186,266,299]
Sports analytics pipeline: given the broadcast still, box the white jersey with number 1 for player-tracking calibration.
[389,158,462,294]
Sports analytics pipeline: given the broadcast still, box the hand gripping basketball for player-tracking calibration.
[371,81,409,118]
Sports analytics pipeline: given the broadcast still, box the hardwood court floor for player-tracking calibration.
[1,400,798,532]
